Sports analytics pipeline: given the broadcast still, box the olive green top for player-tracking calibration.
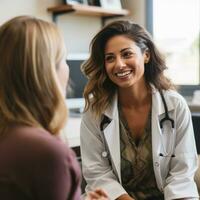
[119,108,164,200]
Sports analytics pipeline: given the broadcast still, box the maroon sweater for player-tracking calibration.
[0,126,81,200]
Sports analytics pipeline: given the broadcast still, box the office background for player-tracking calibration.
[0,0,199,146]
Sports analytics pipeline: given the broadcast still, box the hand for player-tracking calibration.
[116,194,134,200]
[85,188,109,200]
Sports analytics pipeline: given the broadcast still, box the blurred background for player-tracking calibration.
[0,0,199,148]
[1,0,199,99]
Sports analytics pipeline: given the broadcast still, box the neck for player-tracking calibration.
[118,84,151,108]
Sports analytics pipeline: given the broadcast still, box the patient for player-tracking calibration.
[0,15,108,200]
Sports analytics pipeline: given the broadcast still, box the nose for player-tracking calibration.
[115,56,126,69]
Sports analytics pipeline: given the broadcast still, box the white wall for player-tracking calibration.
[121,0,146,27]
[0,0,58,23]
[57,14,101,56]
[0,0,147,56]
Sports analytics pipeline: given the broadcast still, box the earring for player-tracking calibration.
[145,59,149,64]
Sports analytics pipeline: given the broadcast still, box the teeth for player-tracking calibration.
[116,71,131,77]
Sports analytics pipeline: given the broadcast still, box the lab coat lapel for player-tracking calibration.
[103,94,121,182]
[151,90,162,152]
[151,88,175,189]
[151,89,165,188]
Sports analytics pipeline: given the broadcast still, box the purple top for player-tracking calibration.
[0,125,81,200]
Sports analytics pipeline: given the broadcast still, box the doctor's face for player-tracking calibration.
[104,35,149,89]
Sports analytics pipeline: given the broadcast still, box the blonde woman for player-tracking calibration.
[0,16,108,200]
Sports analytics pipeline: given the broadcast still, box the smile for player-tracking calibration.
[115,70,132,78]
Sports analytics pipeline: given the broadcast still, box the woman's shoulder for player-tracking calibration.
[163,89,187,103]
[162,89,189,111]
[13,126,65,146]
[2,126,82,199]
[7,126,76,164]
[81,108,101,124]
[1,125,81,179]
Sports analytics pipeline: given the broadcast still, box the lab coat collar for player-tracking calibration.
[103,93,118,120]
[151,85,175,116]
[103,84,175,119]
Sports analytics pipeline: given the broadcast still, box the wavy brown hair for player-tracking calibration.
[82,20,174,117]
[0,16,67,135]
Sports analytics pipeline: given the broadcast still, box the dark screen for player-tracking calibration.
[66,60,88,98]
[192,113,200,154]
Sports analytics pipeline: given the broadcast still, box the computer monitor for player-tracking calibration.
[67,60,87,99]
[65,60,87,114]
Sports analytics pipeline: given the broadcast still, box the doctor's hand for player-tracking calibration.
[85,188,109,200]
[116,194,135,200]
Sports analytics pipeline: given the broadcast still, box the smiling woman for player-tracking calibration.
[80,20,199,200]
[104,35,149,90]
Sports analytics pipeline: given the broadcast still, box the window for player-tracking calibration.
[151,0,200,85]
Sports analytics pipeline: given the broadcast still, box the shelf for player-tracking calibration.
[47,3,129,23]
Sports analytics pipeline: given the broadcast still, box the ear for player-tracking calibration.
[144,49,150,64]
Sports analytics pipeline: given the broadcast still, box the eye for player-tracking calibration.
[105,55,115,63]
[122,51,133,58]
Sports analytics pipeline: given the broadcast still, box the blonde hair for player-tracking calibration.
[0,16,67,135]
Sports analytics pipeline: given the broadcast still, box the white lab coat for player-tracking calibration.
[80,88,199,200]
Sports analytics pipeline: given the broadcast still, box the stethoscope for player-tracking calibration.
[100,91,175,158]
[159,91,174,129]
[159,91,176,158]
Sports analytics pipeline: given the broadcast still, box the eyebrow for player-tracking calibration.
[120,47,132,53]
[105,47,132,56]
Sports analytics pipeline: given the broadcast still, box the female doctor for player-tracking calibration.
[80,20,199,200]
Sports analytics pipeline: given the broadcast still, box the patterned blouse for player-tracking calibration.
[119,107,164,200]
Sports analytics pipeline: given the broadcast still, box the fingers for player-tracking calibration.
[87,191,101,199]
[86,194,108,200]
[85,188,109,200]
[93,188,108,197]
